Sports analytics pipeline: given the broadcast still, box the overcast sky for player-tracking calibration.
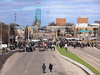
[0,0,100,27]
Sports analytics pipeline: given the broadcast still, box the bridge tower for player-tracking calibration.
[35,3,41,27]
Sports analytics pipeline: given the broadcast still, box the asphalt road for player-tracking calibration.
[2,48,88,75]
[3,48,68,75]
[68,46,100,71]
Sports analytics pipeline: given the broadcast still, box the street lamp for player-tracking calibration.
[47,11,49,26]
[96,28,98,47]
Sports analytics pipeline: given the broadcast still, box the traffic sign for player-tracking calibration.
[79,30,90,33]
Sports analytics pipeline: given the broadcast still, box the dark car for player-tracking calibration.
[26,47,33,52]
[10,45,15,50]
[19,46,25,52]
[34,43,39,47]
[39,46,45,51]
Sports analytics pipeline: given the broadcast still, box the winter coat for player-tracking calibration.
[42,63,46,70]
[49,64,53,70]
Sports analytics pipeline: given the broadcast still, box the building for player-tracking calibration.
[76,16,88,27]
[77,16,88,24]
[73,15,100,42]
[56,18,66,26]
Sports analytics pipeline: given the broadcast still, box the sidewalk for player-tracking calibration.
[0,50,17,73]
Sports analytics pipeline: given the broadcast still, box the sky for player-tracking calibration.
[0,0,100,27]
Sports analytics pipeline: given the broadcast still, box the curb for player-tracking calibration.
[93,47,100,51]
[0,51,17,74]
[55,47,95,75]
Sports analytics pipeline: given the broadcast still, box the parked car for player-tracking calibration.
[19,46,25,52]
[39,46,45,51]
[26,47,33,52]
[0,47,5,50]
[10,45,15,50]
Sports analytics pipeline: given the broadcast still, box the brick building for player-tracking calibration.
[72,16,99,39]
[77,17,88,24]
[56,18,66,26]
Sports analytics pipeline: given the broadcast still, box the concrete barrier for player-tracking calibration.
[55,47,95,75]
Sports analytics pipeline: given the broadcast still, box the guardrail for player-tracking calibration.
[55,47,95,75]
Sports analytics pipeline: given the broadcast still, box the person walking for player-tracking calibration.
[49,63,53,73]
[33,47,35,52]
[42,63,46,73]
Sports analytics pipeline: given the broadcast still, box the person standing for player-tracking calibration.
[54,45,55,51]
[65,43,67,52]
[51,47,52,51]
[45,43,46,48]
[42,63,46,73]
[6,48,8,54]
[49,63,53,73]
[74,44,76,49]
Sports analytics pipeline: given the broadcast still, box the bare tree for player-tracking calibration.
[0,22,8,44]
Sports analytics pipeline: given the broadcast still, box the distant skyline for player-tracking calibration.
[0,0,100,27]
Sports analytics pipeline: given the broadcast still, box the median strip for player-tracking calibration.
[56,46,100,75]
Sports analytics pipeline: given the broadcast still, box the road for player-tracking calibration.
[1,48,87,75]
[68,46,100,71]
[3,48,68,75]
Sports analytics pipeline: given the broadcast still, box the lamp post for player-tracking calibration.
[47,11,49,25]
[96,28,98,47]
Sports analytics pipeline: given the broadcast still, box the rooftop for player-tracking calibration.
[89,23,100,25]
[78,15,88,18]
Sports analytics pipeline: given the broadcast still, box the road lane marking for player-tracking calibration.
[3,53,23,75]
[23,53,35,75]
[69,47,100,61]
[69,47,100,72]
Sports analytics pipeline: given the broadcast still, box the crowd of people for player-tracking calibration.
[56,38,96,52]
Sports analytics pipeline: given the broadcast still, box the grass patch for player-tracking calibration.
[56,46,100,75]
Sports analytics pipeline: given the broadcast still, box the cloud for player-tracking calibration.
[12,0,45,2]
[3,0,12,2]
